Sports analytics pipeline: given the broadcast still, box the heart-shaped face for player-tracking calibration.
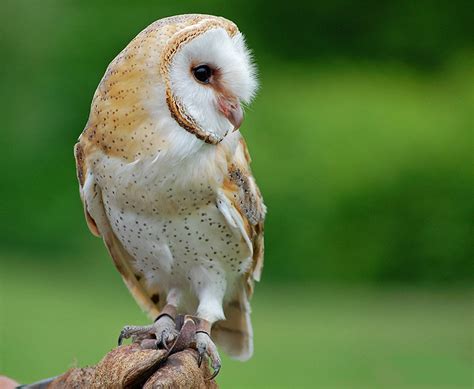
[162,19,257,144]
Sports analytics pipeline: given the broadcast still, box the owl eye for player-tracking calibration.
[192,65,212,84]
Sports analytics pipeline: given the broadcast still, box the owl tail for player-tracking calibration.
[212,289,253,361]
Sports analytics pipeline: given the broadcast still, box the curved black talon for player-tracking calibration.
[209,365,221,381]
[118,331,125,346]
[118,325,133,346]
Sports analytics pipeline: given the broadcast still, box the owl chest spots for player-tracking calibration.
[97,160,252,293]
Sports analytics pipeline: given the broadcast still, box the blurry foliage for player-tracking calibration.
[0,1,472,283]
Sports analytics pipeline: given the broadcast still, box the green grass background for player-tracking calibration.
[1,256,472,388]
[1,1,473,388]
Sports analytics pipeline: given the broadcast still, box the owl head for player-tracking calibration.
[87,14,258,157]
[159,15,258,145]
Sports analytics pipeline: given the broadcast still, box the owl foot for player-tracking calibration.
[164,316,221,380]
[195,331,221,380]
[118,304,178,350]
[118,312,221,379]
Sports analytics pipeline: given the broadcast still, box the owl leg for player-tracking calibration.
[191,295,224,379]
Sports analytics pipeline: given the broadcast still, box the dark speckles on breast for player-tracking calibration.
[101,168,249,296]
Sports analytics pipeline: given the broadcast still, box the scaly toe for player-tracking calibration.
[118,315,180,349]
[154,315,178,349]
[118,324,154,346]
[194,331,222,380]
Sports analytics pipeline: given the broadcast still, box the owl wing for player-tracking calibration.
[218,137,266,295]
[74,141,161,319]
[213,137,265,360]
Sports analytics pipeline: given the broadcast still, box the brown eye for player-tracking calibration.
[192,65,212,84]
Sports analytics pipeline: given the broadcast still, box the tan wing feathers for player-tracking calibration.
[212,137,264,358]
[221,138,265,295]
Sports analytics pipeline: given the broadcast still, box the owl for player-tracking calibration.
[74,14,265,377]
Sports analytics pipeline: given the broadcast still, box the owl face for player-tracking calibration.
[161,19,258,144]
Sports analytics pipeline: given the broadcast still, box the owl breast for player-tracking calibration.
[91,150,252,311]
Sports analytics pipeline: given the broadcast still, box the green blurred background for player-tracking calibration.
[1,1,472,388]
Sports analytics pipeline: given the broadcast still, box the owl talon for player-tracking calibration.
[209,364,221,381]
[162,337,170,351]
[118,324,154,346]
[160,331,175,351]
[195,331,221,380]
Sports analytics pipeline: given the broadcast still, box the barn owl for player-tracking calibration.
[74,14,265,376]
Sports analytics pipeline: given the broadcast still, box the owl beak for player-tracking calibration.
[217,97,243,131]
